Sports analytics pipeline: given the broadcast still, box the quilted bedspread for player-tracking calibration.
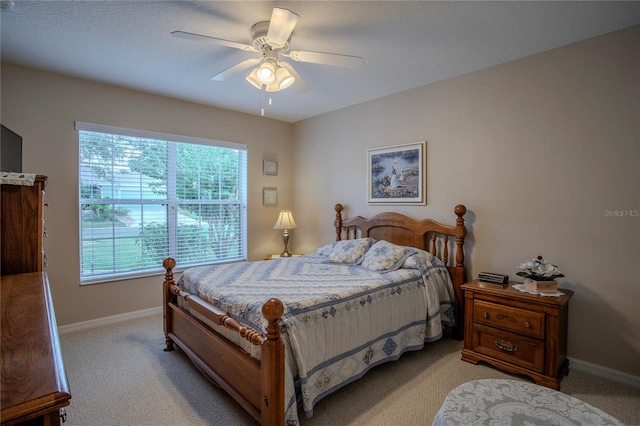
[177,249,456,425]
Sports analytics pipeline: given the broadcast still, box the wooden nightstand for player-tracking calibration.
[461,279,573,390]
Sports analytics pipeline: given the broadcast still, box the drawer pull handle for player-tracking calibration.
[495,339,517,352]
[524,321,531,328]
[482,312,488,319]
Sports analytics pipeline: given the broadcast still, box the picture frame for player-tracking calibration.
[263,187,278,206]
[263,159,278,176]
[367,141,426,205]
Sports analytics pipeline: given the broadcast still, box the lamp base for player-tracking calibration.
[280,230,292,257]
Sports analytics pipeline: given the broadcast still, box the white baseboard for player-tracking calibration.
[570,357,640,390]
[58,306,162,334]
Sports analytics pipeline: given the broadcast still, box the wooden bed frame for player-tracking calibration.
[162,203,467,426]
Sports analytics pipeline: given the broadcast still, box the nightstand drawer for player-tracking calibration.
[473,300,545,339]
[472,324,545,372]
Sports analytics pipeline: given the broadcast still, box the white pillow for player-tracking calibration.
[328,238,376,264]
[314,242,336,257]
[361,240,416,272]
[402,249,443,270]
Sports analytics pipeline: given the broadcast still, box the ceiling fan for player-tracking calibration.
[171,7,364,93]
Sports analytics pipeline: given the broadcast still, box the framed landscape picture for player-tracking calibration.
[367,141,425,205]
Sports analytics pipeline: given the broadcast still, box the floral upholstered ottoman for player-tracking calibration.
[433,379,622,426]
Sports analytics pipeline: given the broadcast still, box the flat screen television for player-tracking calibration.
[1,125,22,172]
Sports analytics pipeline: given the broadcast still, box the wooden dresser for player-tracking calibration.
[1,272,71,425]
[1,175,47,276]
[461,280,573,390]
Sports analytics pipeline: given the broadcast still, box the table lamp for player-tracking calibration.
[273,210,297,257]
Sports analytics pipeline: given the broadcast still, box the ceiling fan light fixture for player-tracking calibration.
[249,62,295,92]
[264,67,295,93]
[176,6,364,98]
[275,67,295,90]
[246,68,263,89]
[257,60,276,84]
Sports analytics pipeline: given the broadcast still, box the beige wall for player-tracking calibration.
[1,63,294,325]
[292,26,639,377]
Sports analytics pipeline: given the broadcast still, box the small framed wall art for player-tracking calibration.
[264,159,278,176]
[367,141,426,205]
[263,187,278,206]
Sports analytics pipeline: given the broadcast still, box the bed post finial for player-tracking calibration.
[262,298,284,325]
[453,205,467,268]
[163,257,176,280]
[335,204,344,241]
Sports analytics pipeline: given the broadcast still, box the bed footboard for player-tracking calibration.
[162,258,285,426]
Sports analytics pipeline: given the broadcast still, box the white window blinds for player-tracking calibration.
[76,122,247,284]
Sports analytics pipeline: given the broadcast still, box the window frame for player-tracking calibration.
[76,122,247,284]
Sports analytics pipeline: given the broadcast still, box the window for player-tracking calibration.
[76,122,247,284]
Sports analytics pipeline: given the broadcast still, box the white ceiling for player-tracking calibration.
[2,1,639,123]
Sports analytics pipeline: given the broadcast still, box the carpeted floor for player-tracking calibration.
[59,313,640,425]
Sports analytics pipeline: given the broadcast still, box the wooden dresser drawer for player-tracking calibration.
[472,323,545,372]
[473,300,545,339]
[1,273,71,425]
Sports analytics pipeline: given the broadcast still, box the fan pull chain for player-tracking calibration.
[259,87,274,117]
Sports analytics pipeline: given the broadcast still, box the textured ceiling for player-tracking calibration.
[2,1,639,123]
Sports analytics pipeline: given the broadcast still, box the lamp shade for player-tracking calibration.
[265,67,295,92]
[273,210,297,230]
[257,60,276,84]
[279,73,295,89]
[246,68,263,90]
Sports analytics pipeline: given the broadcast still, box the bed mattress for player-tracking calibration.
[178,249,455,424]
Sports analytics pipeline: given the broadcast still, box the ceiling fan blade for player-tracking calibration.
[280,62,309,93]
[267,8,299,46]
[171,31,255,52]
[211,57,261,81]
[285,50,364,69]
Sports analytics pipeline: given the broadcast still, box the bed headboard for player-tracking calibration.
[334,203,468,339]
